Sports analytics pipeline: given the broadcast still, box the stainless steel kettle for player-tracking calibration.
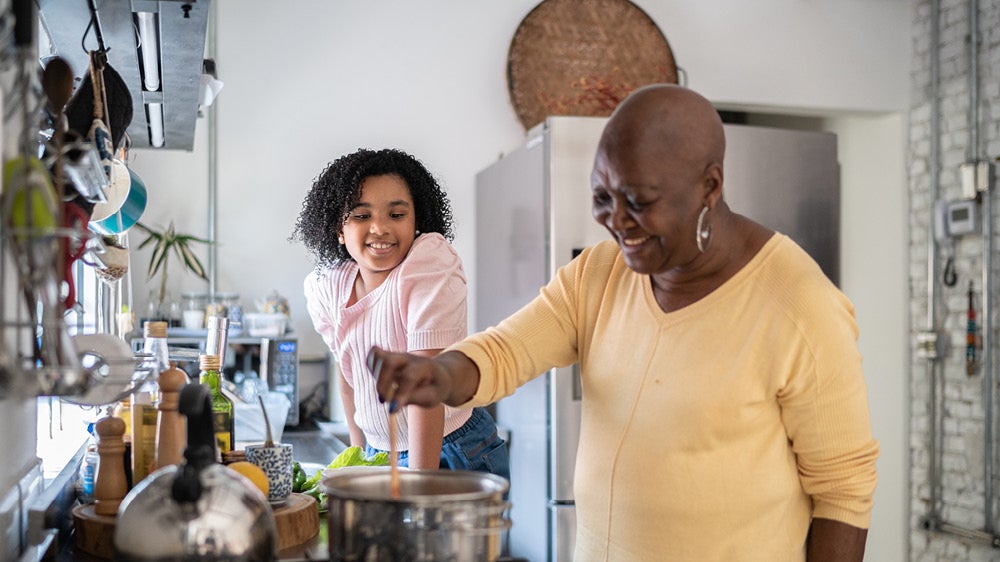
[114,383,278,560]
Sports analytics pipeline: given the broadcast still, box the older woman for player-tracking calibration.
[369,85,878,562]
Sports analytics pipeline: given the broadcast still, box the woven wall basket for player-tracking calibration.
[507,0,678,130]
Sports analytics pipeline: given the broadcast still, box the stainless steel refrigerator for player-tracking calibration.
[474,116,840,562]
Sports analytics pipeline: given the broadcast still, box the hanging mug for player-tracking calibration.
[89,165,147,235]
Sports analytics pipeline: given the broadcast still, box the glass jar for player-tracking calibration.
[181,291,208,312]
[218,292,243,336]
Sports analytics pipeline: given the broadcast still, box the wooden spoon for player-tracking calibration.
[258,395,274,448]
[387,407,401,498]
[41,57,74,201]
[42,57,74,115]
[366,350,401,498]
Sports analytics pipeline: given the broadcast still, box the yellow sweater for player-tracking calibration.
[452,235,879,561]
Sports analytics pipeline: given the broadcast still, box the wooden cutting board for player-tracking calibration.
[72,493,320,559]
[274,493,321,550]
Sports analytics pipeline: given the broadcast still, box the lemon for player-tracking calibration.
[228,461,270,497]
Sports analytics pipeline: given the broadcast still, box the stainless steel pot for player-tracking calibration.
[322,468,510,562]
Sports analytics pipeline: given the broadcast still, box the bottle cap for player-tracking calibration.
[144,321,168,338]
[199,354,221,371]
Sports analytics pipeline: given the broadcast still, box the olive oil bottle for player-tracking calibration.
[131,321,170,484]
[198,354,234,459]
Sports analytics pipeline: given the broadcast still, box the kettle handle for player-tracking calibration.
[172,383,216,503]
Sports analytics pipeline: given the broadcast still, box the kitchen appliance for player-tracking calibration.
[260,337,300,426]
[132,334,301,426]
[322,468,510,561]
[474,116,840,561]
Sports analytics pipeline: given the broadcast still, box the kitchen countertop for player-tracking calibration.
[58,425,350,561]
[279,427,350,466]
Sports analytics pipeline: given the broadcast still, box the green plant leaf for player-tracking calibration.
[148,239,169,279]
[175,242,208,281]
[135,221,211,283]
[134,222,161,250]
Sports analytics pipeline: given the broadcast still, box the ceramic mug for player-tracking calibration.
[89,166,147,235]
[245,443,294,503]
[182,309,205,330]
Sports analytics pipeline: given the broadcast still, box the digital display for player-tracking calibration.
[278,341,296,353]
[951,207,969,221]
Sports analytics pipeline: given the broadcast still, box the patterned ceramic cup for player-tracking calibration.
[245,443,294,503]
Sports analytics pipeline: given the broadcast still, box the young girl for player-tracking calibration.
[293,148,509,479]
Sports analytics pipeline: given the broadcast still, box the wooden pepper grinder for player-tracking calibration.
[93,415,128,516]
[155,365,188,468]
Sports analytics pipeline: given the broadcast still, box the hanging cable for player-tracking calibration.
[967,280,977,375]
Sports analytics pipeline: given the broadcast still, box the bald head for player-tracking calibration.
[600,84,725,173]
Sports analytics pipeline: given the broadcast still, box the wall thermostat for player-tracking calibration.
[947,200,979,236]
[935,199,980,240]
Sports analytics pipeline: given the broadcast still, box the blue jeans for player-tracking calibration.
[366,407,510,482]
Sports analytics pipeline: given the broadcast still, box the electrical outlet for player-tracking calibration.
[916,331,941,359]
[959,160,996,198]
[976,161,995,193]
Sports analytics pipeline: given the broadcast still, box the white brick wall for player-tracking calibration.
[909,0,1000,559]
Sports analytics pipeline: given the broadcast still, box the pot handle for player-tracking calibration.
[439,501,513,535]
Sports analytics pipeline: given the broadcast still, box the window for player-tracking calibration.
[35,260,130,479]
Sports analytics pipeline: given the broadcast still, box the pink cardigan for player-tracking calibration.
[304,233,472,451]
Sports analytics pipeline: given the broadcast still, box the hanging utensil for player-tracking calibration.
[42,57,73,119]
[63,52,131,208]
[65,60,133,157]
[59,201,90,309]
[41,57,74,202]
[84,51,113,185]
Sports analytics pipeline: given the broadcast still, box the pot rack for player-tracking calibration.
[0,0,154,404]
[37,0,210,150]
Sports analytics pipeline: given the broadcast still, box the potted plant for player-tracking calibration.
[134,221,210,319]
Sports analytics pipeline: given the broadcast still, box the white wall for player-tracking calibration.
[128,0,913,358]
[116,1,912,561]
[831,114,909,562]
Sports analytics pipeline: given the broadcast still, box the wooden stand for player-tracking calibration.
[274,493,321,550]
[71,503,117,559]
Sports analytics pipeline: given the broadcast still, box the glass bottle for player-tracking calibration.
[131,321,169,484]
[199,354,234,459]
[142,320,171,373]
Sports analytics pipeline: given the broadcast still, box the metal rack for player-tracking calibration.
[0,6,149,408]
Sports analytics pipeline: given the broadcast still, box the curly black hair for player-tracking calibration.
[291,148,455,268]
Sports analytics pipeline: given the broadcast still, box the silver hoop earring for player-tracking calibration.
[696,206,712,253]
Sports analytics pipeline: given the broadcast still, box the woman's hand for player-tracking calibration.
[367,347,479,410]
